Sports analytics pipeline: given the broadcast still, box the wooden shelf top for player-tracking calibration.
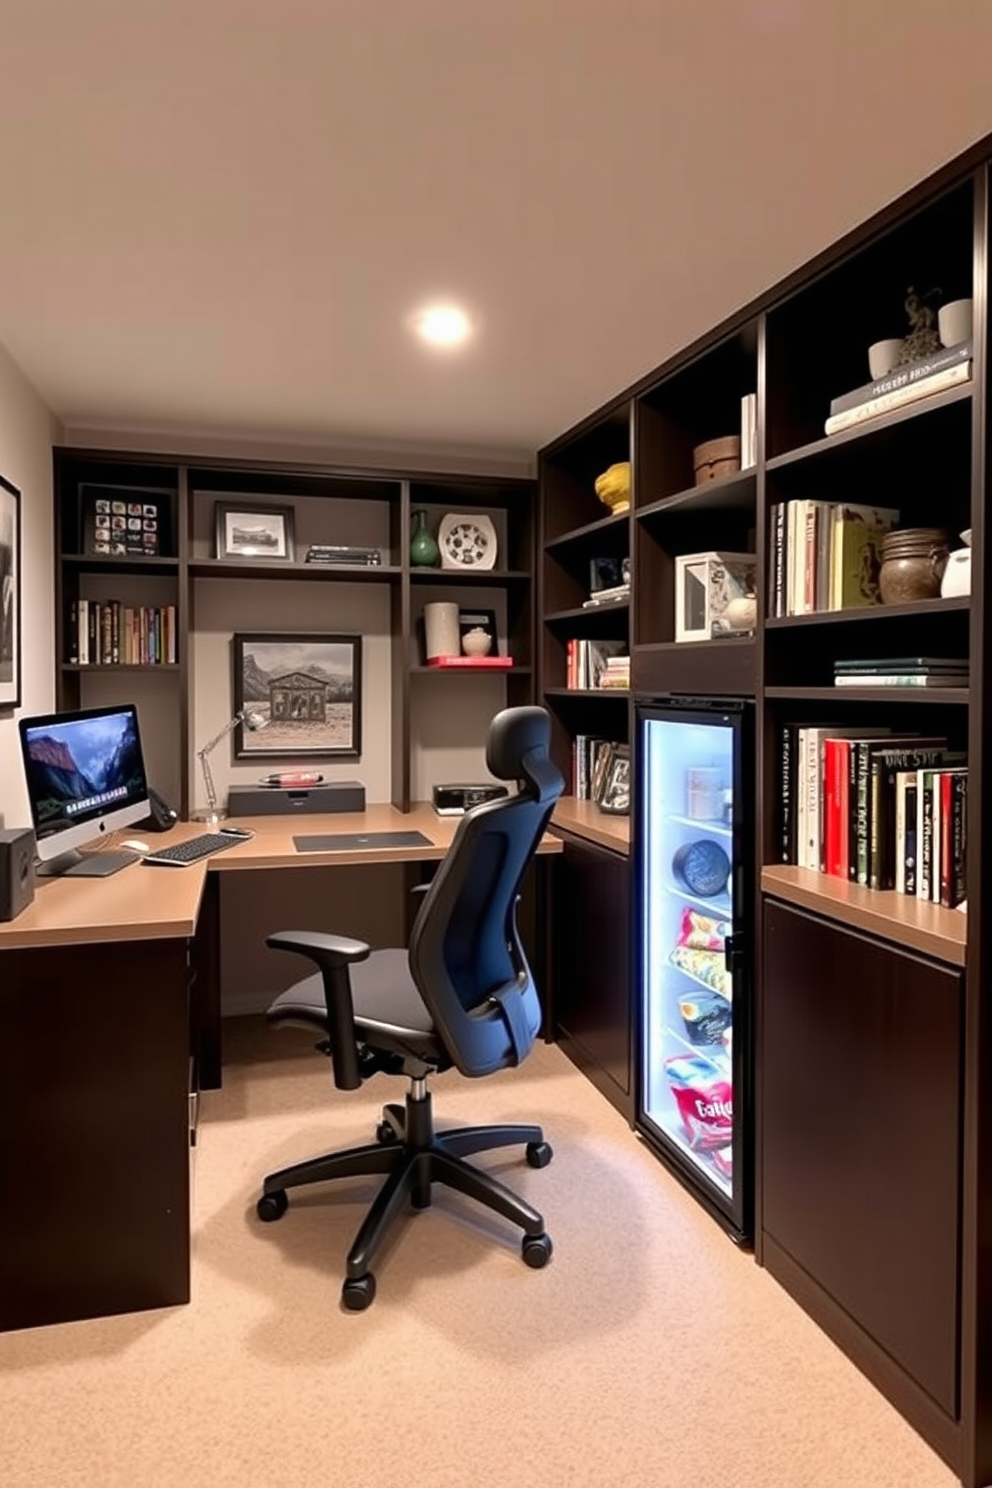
[551,796,630,854]
[187,558,402,581]
[765,596,970,628]
[761,864,966,966]
[636,468,756,519]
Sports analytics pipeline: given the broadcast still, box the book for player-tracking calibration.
[829,339,973,416]
[581,584,630,608]
[834,656,968,672]
[834,674,968,688]
[425,654,513,669]
[867,741,948,890]
[828,503,900,610]
[824,360,971,435]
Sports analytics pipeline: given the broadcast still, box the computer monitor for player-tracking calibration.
[18,702,152,878]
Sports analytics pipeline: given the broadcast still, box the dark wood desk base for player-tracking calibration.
[1,939,192,1331]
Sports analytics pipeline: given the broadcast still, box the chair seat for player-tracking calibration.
[268,947,448,1067]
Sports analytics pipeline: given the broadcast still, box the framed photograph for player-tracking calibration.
[81,483,170,557]
[216,502,295,562]
[598,746,630,816]
[0,474,20,710]
[233,632,361,758]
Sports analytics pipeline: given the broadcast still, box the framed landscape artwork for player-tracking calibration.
[216,502,295,561]
[0,474,21,709]
[233,632,362,758]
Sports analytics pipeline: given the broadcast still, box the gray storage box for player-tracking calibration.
[227,781,366,816]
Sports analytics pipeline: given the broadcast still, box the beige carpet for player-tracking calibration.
[0,1016,955,1488]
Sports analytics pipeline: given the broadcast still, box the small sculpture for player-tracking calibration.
[895,285,942,365]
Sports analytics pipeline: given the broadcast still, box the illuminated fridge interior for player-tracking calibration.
[638,708,741,1218]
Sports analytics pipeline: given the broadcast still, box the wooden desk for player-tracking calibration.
[0,805,561,1333]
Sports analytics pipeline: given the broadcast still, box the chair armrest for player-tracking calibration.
[266,930,371,1090]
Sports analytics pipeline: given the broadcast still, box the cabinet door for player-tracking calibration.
[553,837,631,1120]
[762,900,962,1417]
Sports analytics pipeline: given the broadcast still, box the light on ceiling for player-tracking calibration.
[411,303,473,348]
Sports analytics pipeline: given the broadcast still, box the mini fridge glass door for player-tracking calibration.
[636,701,747,1233]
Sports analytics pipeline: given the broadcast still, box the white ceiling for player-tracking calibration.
[0,1,991,466]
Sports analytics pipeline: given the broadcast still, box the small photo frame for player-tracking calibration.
[457,606,498,655]
[81,484,167,557]
[215,502,295,562]
[598,746,630,816]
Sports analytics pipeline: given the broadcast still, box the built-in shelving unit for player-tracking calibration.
[53,451,536,817]
[536,134,992,1487]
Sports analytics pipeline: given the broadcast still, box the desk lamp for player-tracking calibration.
[195,710,267,824]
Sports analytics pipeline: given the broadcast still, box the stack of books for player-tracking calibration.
[824,340,972,436]
[566,639,627,689]
[833,657,969,689]
[305,544,382,566]
[581,582,630,609]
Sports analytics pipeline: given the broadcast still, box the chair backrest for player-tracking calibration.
[408,706,564,1078]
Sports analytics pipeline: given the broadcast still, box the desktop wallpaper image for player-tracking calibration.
[25,711,146,828]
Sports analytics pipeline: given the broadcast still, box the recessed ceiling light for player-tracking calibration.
[411,303,473,348]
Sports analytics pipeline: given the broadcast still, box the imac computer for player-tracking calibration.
[18,702,152,877]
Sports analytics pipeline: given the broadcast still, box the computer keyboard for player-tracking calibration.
[142,832,249,866]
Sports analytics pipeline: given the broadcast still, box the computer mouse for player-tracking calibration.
[121,839,150,854]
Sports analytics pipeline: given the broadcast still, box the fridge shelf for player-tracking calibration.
[661,1022,732,1073]
[665,882,733,917]
[666,813,733,838]
[667,956,734,1002]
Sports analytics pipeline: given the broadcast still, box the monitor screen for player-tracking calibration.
[18,703,151,869]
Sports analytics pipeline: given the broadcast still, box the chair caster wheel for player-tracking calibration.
[375,1121,398,1144]
[342,1273,376,1311]
[522,1232,553,1268]
[256,1190,288,1223]
[526,1141,553,1168]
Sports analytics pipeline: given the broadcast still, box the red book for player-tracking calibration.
[823,738,850,877]
[425,655,514,669]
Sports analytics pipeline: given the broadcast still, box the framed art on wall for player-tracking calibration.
[232,632,362,758]
[0,474,21,710]
[216,502,296,561]
[80,483,170,557]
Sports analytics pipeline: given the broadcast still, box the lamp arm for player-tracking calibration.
[197,712,247,816]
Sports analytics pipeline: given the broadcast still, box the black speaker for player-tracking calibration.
[0,827,36,922]
[145,787,179,833]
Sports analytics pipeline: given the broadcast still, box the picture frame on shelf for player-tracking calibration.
[0,473,21,710]
[81,483,168,558]
[215,501,295,562]
[598,745,630,816]
[233,632,362,758]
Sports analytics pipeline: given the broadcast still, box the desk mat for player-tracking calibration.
[293,830,434,852]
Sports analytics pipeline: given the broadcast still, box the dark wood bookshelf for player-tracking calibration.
[536,136,992,1487]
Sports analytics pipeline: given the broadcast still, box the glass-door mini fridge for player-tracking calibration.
[634,697,753,1241]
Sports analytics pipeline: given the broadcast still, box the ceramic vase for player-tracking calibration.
[410,509,439,567]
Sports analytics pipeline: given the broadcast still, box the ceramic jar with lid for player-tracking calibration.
[878,528,949,604]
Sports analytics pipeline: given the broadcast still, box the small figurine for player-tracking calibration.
[895,285,942,365]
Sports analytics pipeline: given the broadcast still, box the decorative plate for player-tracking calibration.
[438,512,498,571]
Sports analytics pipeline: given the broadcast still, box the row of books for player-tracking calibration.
[565,638,629,690]
[778,725,966,906]
[825,340,973,435]
[768,500,898,616]
[68,598,178,666]
[572,735,627,803]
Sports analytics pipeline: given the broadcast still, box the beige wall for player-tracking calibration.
[0,340,58,829]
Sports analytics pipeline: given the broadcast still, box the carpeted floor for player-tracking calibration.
[0,1016,955,1487]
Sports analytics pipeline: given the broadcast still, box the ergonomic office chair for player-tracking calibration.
[255,705,565,1310]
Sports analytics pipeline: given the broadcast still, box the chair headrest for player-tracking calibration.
[486,706,563,805]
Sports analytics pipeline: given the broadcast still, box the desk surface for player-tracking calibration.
[0,802,562,950]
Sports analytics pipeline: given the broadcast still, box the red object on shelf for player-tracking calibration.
[425,655,514,669]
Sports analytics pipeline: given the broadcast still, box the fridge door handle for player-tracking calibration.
[724,935,745,972]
